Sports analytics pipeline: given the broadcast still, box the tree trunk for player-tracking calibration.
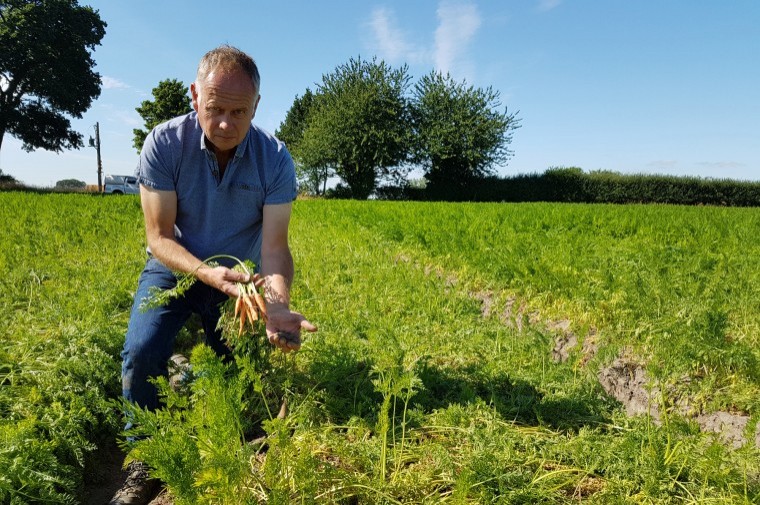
[340,162,376,199]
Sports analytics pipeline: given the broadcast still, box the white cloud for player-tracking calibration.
[365,2,482,81]
[647,159,679,169]
[98,103,141,128]
[369,7,411,62]
[537,0,562,12]
[434,2,481,79]
[696,161,745,169]
[101,76,130,90]
[367,7,428,65]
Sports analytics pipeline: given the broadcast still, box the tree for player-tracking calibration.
[299,57,412,199]
[55,178,85,190]
[0,0,106,154]
[0,168,18,186]
[132,78,192,153]
[276,89,331,195]
[411,71,521,191]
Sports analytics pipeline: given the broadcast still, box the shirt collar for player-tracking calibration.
[197,120,253,160]
[233,126,252,159]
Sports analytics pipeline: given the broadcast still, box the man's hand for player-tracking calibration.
[196,266,260,298]
[265,305,317,353]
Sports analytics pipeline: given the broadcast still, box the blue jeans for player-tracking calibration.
[121,257,231,412]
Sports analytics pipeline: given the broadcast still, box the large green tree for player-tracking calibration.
[300,57,412,199]
[411,71,521,190]
[276,88,331,195]
[0,0,106,154]
[132,78,192,153]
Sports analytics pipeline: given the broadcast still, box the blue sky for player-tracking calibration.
[2,0,758,187]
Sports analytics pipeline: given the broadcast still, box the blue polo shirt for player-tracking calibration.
[135,112,297,269]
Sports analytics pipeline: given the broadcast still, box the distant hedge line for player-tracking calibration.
[375,168,760,206]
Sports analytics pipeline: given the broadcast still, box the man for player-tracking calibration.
[110,45,316,505]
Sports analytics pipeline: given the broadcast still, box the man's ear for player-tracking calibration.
[190,82,200,113]
[252,94,261,118]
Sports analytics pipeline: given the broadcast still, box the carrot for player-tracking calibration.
[248,299,259,322]
[253,292,268,321]
[234,294,243,319]
[242,293,256,315]
[238,301,247,336]
[242,294,258,324]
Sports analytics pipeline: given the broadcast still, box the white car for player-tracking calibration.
[104,174,139,195]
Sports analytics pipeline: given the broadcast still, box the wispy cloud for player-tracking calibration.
[537,0,562,12]
[101,76,130,90]
[369,7,414,63]
[366,2,481,81]
[98,103,141,128]
[696,161,745,169]
[434,2,481,78]
[647,159,679,169]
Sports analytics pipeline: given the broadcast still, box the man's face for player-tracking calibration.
[191,69,260,155]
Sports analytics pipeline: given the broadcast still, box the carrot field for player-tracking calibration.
[1,192,759,504]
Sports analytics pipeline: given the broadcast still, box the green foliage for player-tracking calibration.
[411,71,521,194]
[299,57,413,199]
[0,169,19,187]
[2,193,759,503]
[0,192,142,503]
[55,178,86,190]
[122,345,276,504]
[287,199,760,503]
[276,89,315,150]
[132,78,192,153]
[276,89,332,196]
[327,200,760,412]
[0,0,107,154]
[379,167,760,205]
[282,62,523,199]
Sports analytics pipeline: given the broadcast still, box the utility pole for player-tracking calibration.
[89,122,103,192]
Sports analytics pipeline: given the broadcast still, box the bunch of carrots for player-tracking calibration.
[234,279,268,336]
[140,254,269,343]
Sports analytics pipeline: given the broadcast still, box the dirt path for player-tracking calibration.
[82,438,174,504]
[82,439,129,505]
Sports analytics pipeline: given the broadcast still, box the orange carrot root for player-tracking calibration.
[253,292,268,320]
[234,295,243,319]
[238,303,247,335]
[242,293,256,314]
[241,294,258,325]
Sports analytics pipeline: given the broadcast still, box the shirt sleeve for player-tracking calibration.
[263,144,298,205]
[135,127,177,191]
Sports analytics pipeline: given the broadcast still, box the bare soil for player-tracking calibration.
[81,439,129,505]
[471,288,760,449]
[82,437,173,505]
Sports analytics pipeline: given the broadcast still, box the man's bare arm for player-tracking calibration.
[140,184,248,297]
[260,202,316,352]
[260,202,294,307]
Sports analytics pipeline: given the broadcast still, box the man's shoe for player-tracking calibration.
[108,461,160,505]
[168,353,192,393]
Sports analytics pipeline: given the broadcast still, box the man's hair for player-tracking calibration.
[196,45,260,95]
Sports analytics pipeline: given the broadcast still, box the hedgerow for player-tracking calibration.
[376,167,760,206]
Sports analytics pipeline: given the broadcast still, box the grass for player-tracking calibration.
[1,192,758,503]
